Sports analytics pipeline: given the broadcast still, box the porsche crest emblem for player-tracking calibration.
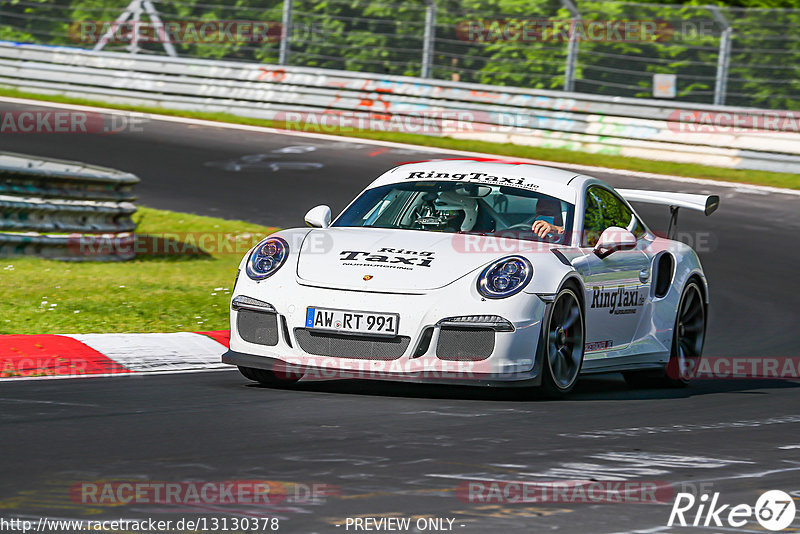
[363,275,374,281]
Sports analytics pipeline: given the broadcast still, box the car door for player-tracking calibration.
[580,186,652,353]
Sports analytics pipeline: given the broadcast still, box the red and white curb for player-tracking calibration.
[0,331,231,380]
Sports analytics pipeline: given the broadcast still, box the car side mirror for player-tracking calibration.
[305,205,331,228]
[593,226,636,259]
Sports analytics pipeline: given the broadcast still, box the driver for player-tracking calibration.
[413,190,478,233]
[531,197,565,239]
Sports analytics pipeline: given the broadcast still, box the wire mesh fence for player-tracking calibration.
[1,0,799,110]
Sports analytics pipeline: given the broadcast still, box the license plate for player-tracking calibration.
[305,307,399,337]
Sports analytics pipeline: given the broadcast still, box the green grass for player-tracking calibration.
[1,86,798,190]
[0,207,278,334]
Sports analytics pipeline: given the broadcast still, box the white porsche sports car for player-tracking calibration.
[223,160,719,396]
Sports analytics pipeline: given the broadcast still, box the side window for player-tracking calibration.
[631,214,646,239]
[583,186,636,247]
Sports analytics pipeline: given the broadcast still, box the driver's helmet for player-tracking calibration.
[414,190,478,232]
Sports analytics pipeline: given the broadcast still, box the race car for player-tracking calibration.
[222,160,719,396]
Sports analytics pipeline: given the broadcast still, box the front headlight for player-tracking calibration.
[477,256,533,299]
[246,237,288,280]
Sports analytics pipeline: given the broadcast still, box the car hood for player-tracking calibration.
[296,227,553,292]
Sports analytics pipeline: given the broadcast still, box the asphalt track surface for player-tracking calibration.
[1,100,800,533]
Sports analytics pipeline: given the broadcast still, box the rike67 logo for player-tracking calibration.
[668,490,796,531]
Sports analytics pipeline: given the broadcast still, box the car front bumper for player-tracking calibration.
[225,277,548,387]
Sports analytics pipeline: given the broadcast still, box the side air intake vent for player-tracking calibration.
[436,327,495,361]
[654,253,675,299]
[237,309,279,346]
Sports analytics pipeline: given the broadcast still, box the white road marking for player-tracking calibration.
[559,415,800,439]
[0,366,234,382]
[0,397,97,407]
[428,453,750,483]
[590,452,753,468]
[669,463,800,485]
[400,411,494,417]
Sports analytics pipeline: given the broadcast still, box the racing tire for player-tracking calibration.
[539,287,585,398]
[624,280,706,388]
[238,365,257,381]
[238,366,301,387]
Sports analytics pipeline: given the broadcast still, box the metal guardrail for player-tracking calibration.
[0,150,138,260]
[0,152,139,201]
[0,42,799,174]
[0,197,136,233]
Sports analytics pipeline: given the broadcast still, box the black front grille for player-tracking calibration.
[294,329,410,360]
[237,310,279,346]
[436,327,495,361]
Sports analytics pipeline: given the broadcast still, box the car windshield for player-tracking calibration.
[333,181,575,243]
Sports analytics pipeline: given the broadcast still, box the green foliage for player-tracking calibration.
[2,0,799,108]
[583,187,634,246]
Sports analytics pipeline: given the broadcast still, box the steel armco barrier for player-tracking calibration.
[0,150,138,261]
[0,152,139,201]
[0,197,136,233]
[0,42,799,174]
